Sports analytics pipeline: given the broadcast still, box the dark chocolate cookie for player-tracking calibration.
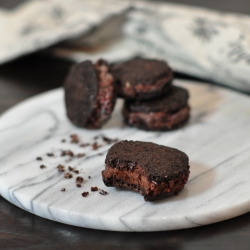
[123,85,190,131]
[111,57,173,100]
[102,140,190,201]
[64,59,116,129]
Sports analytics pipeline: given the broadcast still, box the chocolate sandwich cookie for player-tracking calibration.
[64,59,116,129]
[111,57,173,100]
[123,85,190,131]
[102,140,190,201]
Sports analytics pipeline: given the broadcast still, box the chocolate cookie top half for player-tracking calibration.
[105,140,189,182]
[111,58,173,100]
[125,85,189,113]
[64,60,115,128]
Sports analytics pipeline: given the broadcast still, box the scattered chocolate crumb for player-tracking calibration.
[61,188,66,192]
[88,176,91,179]
[93,135,99,140]
[76,184,82,188]
[76,176,84,184]
[98,153,103,156]
[61,151,67,156]
[61,139,66,143]
[47,153,54,157]
[99,190,108,195]
[67,150,74,157]
[64,172,73,179]
[57,164,65,172]
[82,192,89,197]
[40,165,46,169]
[70,134,80,144]
[92,142,98,150]
[61,150,74,157]
[102,136,118,144]
[36,157,42,161]
[91,186,98,192]
[77,153,85,158]
[92,142,102,150]
[68,166,79,174]
[79,143,90,147]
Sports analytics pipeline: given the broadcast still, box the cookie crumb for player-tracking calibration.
[57,164,65,172]
[102,136,118,144]
[61,139,66,143]
[68,166,79,174]
[61,188,66,192]
[36,157,42,161]
[99,190,108,195]
[91,186,98,192]
[76,176,84,184]
[77,153,85,158]
[67,150,74,157]
[47,153,54,157]
[61,150,67,156]
[40,165,46,169]
[82,192,89,197]
[88,176,91,179]
[76,184,81,188]
[70,134,80,144]
[92,142,102,150]
[64,172,73,179]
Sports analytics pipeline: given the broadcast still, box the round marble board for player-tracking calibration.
[0,80,250,232]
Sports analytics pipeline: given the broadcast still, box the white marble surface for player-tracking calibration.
[0,80,250,232]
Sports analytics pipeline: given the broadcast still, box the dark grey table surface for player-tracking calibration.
[0,1,250,249]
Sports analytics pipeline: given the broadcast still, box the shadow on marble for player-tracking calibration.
[150,161,215,206]
[97,161,215,206]
[188,83,223,125]
[181,161,215,198]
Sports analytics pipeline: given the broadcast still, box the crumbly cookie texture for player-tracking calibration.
[102,140,190,201]
[111,57,173,100]
[64,59,116,129]
[123,86,190,131]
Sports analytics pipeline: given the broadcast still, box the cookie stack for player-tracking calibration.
[64,57,190,131]
[112,58,190,131]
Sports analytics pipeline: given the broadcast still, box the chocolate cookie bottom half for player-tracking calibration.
[102,140,190,201]
[123,85,190,131]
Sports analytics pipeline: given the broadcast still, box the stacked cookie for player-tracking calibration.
[64,57,190,130]
[112,58,190,131]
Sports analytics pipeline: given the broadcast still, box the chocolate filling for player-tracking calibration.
[86,60,115,128]
[117,72,173,99]
[123,105,190,130]
[102,162,190,201]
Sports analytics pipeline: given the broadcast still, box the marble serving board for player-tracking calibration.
[0,80,250,232]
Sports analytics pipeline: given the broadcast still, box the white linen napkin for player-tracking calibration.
[0,0,250,93]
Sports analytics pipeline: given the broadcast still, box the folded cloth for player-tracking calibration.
[0,0,250,93]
